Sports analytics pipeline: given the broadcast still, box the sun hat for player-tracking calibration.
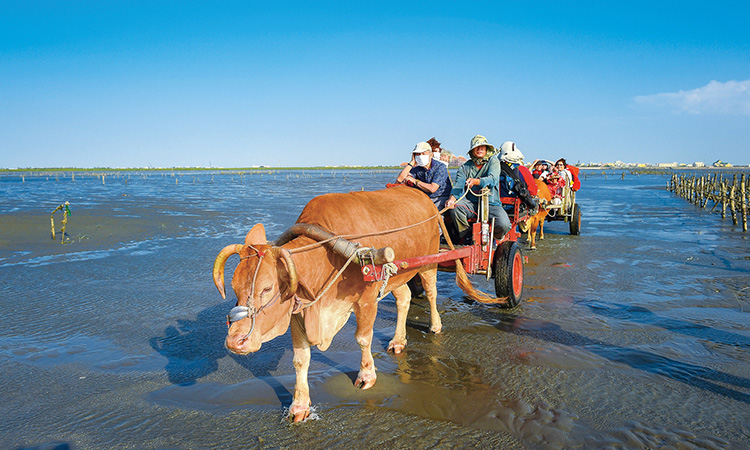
[412,141,432,153]
[468,135,495,155]
[500,141,524,164]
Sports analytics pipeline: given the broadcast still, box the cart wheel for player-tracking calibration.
[407,275,424,298]
[569,203,581,235]
[493,241,523,308]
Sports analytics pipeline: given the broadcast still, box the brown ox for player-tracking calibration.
[212,186,441,422]
[521,178,552,250]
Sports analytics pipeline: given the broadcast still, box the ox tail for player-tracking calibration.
[437,215,509,306]
[454,261,508,305]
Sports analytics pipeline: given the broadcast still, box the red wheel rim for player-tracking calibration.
[512,251,523,297]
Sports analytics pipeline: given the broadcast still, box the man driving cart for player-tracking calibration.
[445,135,511,244]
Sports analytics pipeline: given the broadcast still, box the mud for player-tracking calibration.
[1,170,748,449]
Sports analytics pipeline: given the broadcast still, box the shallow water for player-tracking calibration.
[1,169,748,449]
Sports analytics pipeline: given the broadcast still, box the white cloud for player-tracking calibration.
[634,80,750,115]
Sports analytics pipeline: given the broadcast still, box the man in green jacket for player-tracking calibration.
[445,135,512,243]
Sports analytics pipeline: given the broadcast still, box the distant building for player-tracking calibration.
[448,155,467,167]
[693,162,705,167]
[712,160,732,167]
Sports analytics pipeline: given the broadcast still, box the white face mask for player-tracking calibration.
[433,152,441,160]
[415,154,431,167]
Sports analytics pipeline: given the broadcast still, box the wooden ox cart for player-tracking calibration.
[364,187,532,307]
[533,159,582,235]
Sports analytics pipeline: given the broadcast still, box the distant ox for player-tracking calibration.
[521,178,552,250]
[212,186,442,422]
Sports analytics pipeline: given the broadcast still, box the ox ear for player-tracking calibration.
[245,223,267,245]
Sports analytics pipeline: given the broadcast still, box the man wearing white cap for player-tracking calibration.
[396,141,452,209]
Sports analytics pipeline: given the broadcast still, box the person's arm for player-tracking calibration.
[415,179,438,193]
[447,164,467,208]
[477,157,499,189]
[417,163,448,194]
[396,155,417,184]
[451,165,467,198]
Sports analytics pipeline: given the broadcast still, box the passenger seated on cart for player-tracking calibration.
[555,158,581,191]
[532,160,550,180]
[546,160,570,205]
[499,141,537,197]
[498,141,537,215]
[396,141,452,209]
[554,159,572,186]
[426,137,449,168]
[445,135,511,244]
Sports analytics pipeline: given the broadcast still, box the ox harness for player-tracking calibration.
[225,244,397,339]
[223,191,482,337]
[226,246,283,339]
[224,204,462,338]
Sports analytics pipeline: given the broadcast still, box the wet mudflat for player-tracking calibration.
[1,169,748,449]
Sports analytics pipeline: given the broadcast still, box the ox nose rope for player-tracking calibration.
[226,291,281,339]
[226,247,282,341]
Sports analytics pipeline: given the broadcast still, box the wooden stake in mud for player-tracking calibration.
[730,174,738,226]
[50,201,71,244]
[742,174,748,232]
[669,171,750,232]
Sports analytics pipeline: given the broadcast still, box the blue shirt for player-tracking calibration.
[410,161,452,205]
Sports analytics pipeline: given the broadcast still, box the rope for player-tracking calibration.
[298,246,368,310]
[376,262,398,301]
[287,187,475,255]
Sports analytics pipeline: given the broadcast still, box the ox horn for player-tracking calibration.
[275,247,298,296]
[213,244,244,299]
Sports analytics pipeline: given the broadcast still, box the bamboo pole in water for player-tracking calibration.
[730,174,737,226]
[669,171,748,231]
[742,174,748,232]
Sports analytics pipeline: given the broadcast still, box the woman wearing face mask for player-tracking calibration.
[396,141,452,209]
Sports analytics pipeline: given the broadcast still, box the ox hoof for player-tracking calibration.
[430,324,442,334]
[292,411,310,423]
[289,405,310,423]
[354,371,377,389]
[387,341,406,354]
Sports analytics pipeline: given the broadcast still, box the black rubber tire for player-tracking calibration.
[569,203,581,235]
[407,275,424,297]
[493,241,523,308]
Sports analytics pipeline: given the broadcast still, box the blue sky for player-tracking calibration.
[2,1,748,168]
